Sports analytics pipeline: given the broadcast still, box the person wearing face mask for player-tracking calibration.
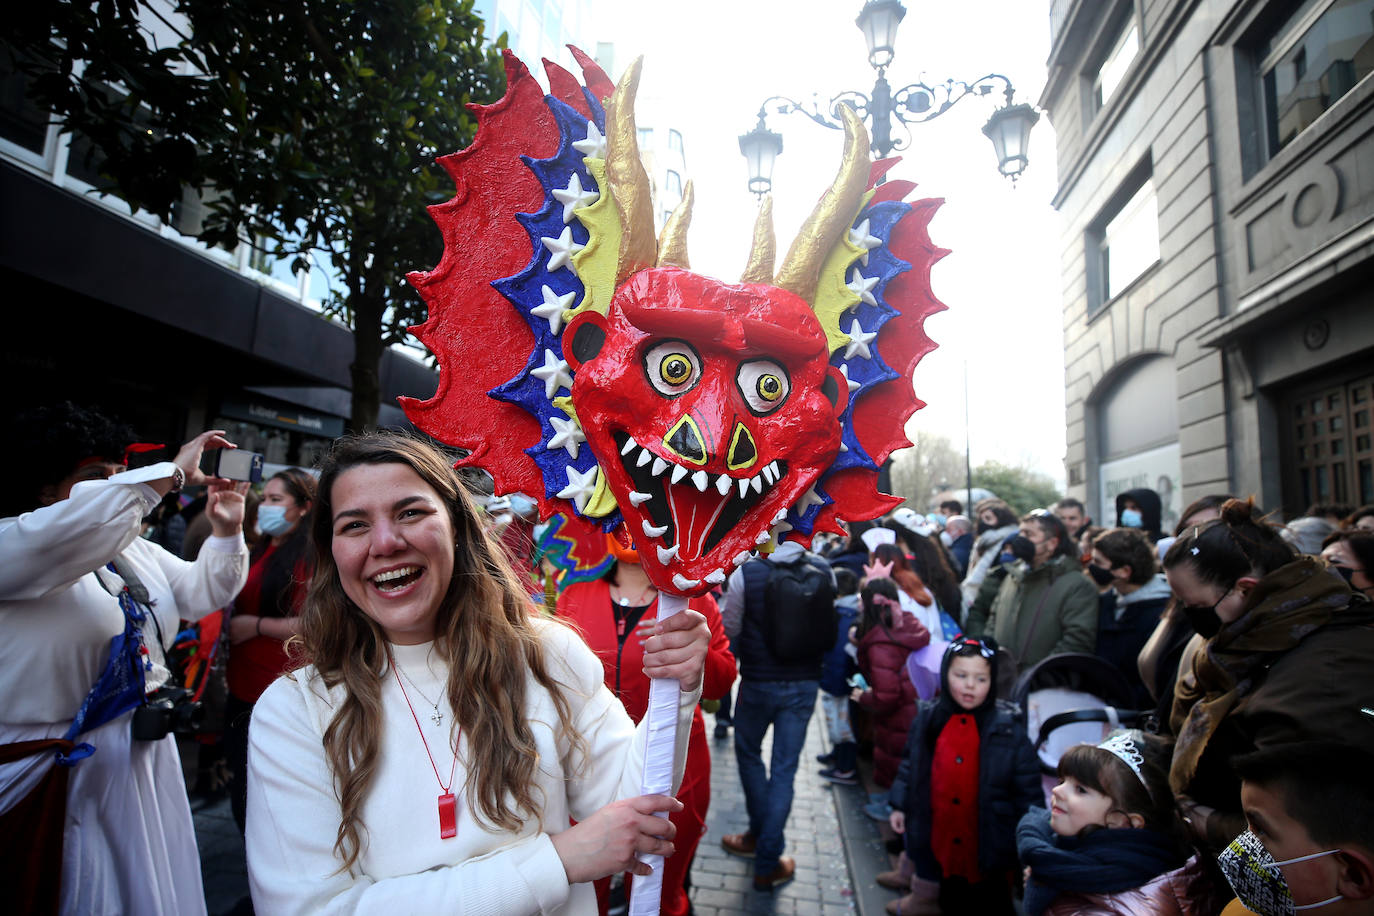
[1321,531,1374,601]
[1116,488,1165,543]
[961,499,1021,610]
[966,511,1099,669]
[1161,498,1374,870]
[1218,742,1374,916]
[223,467,316,833]
[1220,747,1374,916]
[1087,528,1170,709]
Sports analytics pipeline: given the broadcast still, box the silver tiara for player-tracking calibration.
[1099,731,1147,788]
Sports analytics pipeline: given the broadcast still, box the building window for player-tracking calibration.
[1259,0,1374,159]
[637,126,653,148]
[668,129,683,154]
[1091,21,1139,112]
[0,54,49,156]
[1086,166,1159,311]
[665,169,681,198]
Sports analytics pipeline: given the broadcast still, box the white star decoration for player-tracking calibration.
[532,285,576,334]
[839,363,862,393]
[547,414,585,459]
[844,319,877,361]
[847,269,879,307]
[848,219,882,266]
[530,349,573,398]
[552,172,599,223]
[572,121,606,159]
[541,227,584,272]
[796,486,826,511]
[557,464,598,510]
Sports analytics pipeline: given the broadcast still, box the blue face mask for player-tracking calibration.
[1121,508,1144,528]
[257,504,295,537]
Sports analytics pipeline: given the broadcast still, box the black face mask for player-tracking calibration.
[1333,565,1356,586]
[977,520,993,535]
[1087,564,1115,587]
[1006,535,1037,565]
[1180,586,1232,639]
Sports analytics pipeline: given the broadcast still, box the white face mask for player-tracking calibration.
[939,531,954,548]
[1217,830,1343,915]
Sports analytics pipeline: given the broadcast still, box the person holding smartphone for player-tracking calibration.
[0,402,250,915]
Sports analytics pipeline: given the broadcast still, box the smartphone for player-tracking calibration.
[210,449,264,483]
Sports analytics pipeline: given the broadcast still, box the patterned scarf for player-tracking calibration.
[1169,557,1367,796]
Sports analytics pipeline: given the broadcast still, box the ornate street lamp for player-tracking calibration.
[740,0,1040,197]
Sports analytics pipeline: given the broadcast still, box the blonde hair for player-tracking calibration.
[294,432,585,870]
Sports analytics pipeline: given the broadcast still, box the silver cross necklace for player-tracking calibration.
[392,656,444,727]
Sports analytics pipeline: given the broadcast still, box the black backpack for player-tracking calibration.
[761,555,839,662]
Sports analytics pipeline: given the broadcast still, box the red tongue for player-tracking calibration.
[663,480,731,560]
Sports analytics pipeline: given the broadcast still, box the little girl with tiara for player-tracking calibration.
[1016,730,1204,916]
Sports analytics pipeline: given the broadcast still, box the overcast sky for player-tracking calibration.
[588,0,1069,485]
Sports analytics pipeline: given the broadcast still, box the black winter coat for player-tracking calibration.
[889,698,1044,881]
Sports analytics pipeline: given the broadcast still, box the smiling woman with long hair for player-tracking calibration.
[245,433,710,914]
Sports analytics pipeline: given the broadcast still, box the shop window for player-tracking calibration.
[1086,163,1159,313]
[1258,0,1374,159]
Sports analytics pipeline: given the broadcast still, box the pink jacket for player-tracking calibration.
[1046,858,1206,916]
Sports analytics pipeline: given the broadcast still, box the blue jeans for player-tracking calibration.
[732,678,819,875]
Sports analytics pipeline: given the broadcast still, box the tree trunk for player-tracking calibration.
[349,291,385,433]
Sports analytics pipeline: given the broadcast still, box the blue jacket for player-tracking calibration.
[820,595,859,696]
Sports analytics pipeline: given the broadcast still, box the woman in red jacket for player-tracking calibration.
[852,578,931,791]
[557,534,736,916]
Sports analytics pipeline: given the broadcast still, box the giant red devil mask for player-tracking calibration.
[403,49,947,598]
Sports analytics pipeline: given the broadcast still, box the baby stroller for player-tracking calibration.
[1010,653,1146,803]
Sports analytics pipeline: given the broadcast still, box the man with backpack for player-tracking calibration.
[720,539,837,891]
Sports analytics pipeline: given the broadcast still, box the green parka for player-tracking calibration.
[969,554,1098,668]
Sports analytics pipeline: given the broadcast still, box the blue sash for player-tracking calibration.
[57,560,151,765]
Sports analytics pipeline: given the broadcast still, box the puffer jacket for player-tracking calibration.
[890,698,1043,882]
[1045,859,1207,916]
[982,554,1099,668]
[855,613,930,787]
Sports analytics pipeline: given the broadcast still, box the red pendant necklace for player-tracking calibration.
[390,652,460,839]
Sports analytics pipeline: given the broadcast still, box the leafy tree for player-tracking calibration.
[972,460,1061,516]
[4,0,507,430]
[888,430,966,511]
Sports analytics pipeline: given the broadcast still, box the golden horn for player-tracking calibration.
[739,197,776,284]
[656,180,694,268]
[604,58,656,285]
[773,104,870,303]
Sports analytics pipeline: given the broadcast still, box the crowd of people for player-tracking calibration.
[2,401,1372,916]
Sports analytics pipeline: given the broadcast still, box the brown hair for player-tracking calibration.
[871,543,932,607]
[295,433,585,871]
[1057,731,1177,834]
[1162,497,1293,589]
[1092,528,1157,585]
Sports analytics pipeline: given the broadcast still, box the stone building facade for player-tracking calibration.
[1042,0,1374,525]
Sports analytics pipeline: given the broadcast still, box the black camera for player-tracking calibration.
[131,686,205,741]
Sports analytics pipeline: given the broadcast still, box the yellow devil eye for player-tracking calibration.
[737,360,790,414]
[662,355,692,385]
[756,375,783,402]
[644,341,702,397]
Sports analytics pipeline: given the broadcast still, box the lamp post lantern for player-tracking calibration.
[742,1,1040,197]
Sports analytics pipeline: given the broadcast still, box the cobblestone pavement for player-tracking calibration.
[196,694,886,915]
[688,701,860,916]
